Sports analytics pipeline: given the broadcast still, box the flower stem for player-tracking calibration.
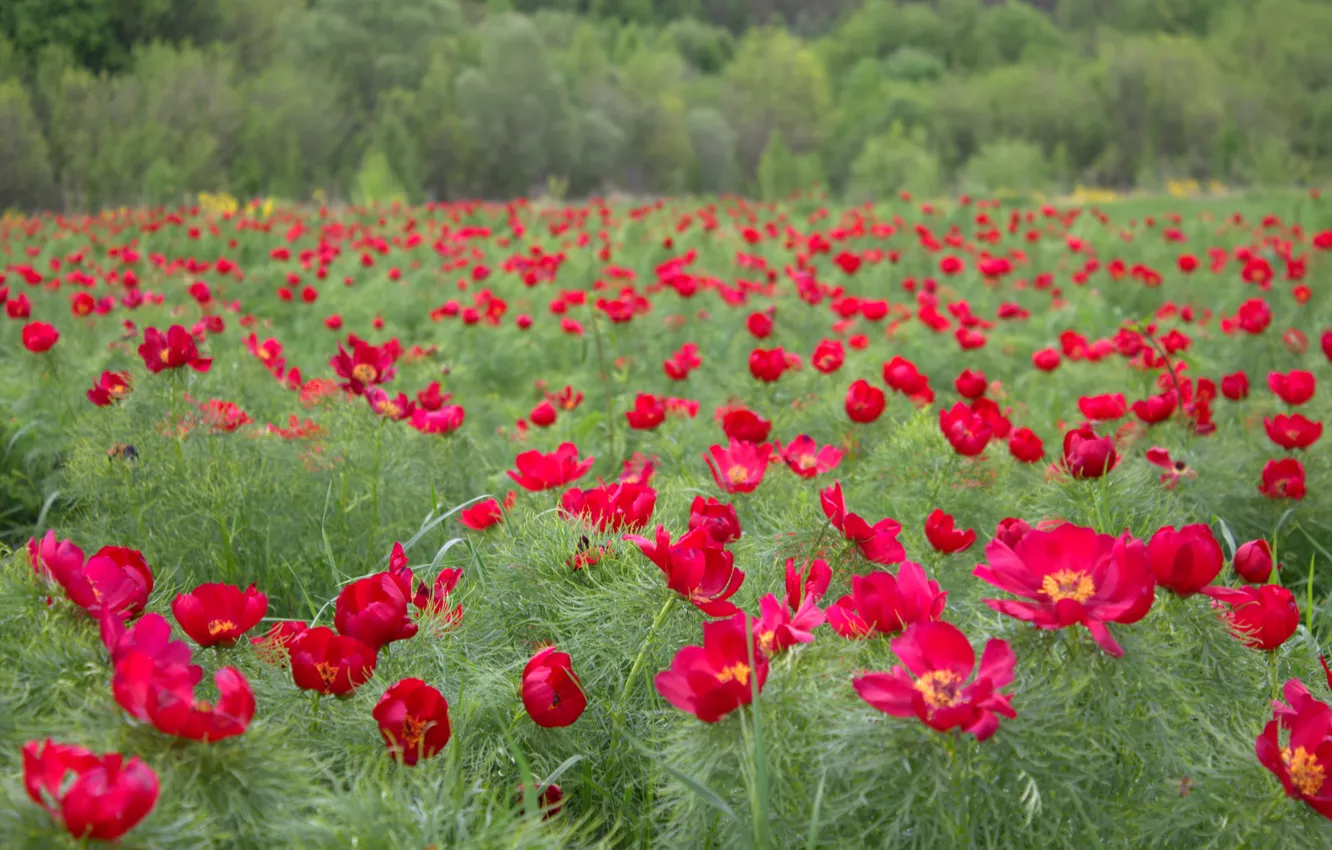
[369,418,385,548]
[592,314,617,463]
[616,595,677,717]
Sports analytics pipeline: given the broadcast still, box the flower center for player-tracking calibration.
[726,465,750,484]
[110,383,127,397]
[315,661,338,687]
[382,402,401,418]
[797,454,817,470]
[1040,569,1096,604]
[351,363,377,383]
[715,662,751,686]
[159,349,171,363]
[1283,747,1326,796]
[914,669,964,709]
[208,619,237,636]
[401,714,427,749]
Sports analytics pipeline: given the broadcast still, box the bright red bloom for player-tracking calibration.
[560,481,656,532]
[22,740,158,841]
[172,582,268,647]
[53,545,154,621]
[784,557,831,611]
[416,381,451,411]
[529,401,557,427]
[719,406,772,443]
[100,612,192,669]
[820,480,906,565]
[1259,458,1306,500]
[625,393,666,430]
[1203,585,1299,650]
[330,336,397,395]
[939,402,992,456]
[1221,371,1249,401]
[748,347,787,382]
[954,369,987,399]
[87,371,132,407]
[366,389,415,421]
[21,321,59,352]
[753,592,824,655]
[289,626,378,696]
[409,405,465,434]
[974,523,1154,657]
[883,356,931,399]
[1256,680,1332,820]
[845,379,886,423]
[1078,393,1127,421]
[811,338,845,373]
[1032,348,1061,371]
[1146,524,1223,597]
[1265,414,1323,450]
[993,518,1032,549]
[373,678,451,765]
[1008,427,1044,463]
[776,434,842,478]
[654,612,767,723]
[1131,393,1177,425]
[335,573,418,650]
[138,325,212,373]
[704,438,771,494]
[1234,539,1276,584]
[200,399,253,432]
[113,654,255,742]
[1061,425,1119,479]
[688,495,741,545]
[459,498,504,530]
[507,443,594,491]
[854,620,1016,741]
[924,509,976,553]
[1268,370,1315,406]
[625,525,745,616]
[521,646,588,728]
[746,311,773,339]
[826,562,947,639]
[1145,447,1196,489]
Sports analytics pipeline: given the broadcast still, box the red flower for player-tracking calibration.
[811,338,845,373]
[1234,539,1276,584]
[330,336,397,395]
[459,498,505,530]
[529,400,557,427]
[251,620,308,664]
[113,654,255,742]
[1146,525,1223,597]
[366,388,416,421]
[688,496,741,545]
[290,626,378,696]
[826,562,947,639]
[200,399,252,432]
[373,678,452,765]
[993,518,1032,549]
[172,583,268,647]
[87,371,132,407]
[416,381,451,411]
[939,402,992,456]
[753,592,824,655]
[746,311,773,339]
[954,369,987,399]
[1259,458,1306,500]
[625,525,745,616]
[748,347,787,382]
[138,325,212,373]
[560,481,656,532]
[784,557,831,610]
[1131,393,1177,425]
[100,612,193,668]
[654,612,767,723]
[625,393,666,430]
[719,406,772,443]
[704,438,771,494]
[1202,585,1299,650]
[1265,414,1323,450]
[1268,369,1315,405]
[845,379,886,423]
[1144,447,1196,489]
[53,545,154,621]
[1060,425,1119,479]
[22,740,158,841]
[1078,393,1127,421]
[1221,371,1249,401]
[974,523,1154,657]
[819,480,906,565]
[1008,427,1044,463]
[21,321,59,353]
[1032,348,1061,371]
[409,405,465,434]
[507,443,595,491]
[924,509,976,553]
[776,434,842,477]
[335,573,418,650]
[854,620,1016,741]
[1256,680,1332,819]
[883,356,932,399]
[521,646,588,728]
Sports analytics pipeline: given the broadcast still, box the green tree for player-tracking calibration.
[724,27,832,176]
[847,124,942,202]
[0,78,55,209]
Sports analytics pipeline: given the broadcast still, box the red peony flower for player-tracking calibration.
[939,402,992,456]
[373,678,452,765]
[289,626,378,697]
[329,336,397,395]
[826,562,947,639]
[820,481,906,565]
[1145,524,1224,597]
[335,573,418,650]
[688,496,741,545]
[845,379,886,423]
[1233,539,1276,584]
[654,612,767,723]
[507,443,595,492]
[784,557,831,611]
[752,592,824,655]
[172,582,268,647]
[87,371,132,407]
[138,325,212,373]
[560,481,656,533]
[703,438,771,494]
[625,393,666,430]
[1202,585,1299,651]
[776,434,842,478]
[1268,369,1315,406]
[21,321,60,353]
[22,740,158,841]
[521,646,588,728]
[1259,458,1306,500]
[1060,425,1119,479]
[1255,679,1332,820]
[1008,427,1045,463]
[1265,414,1323,450]
[250,620,308,664]
[113,653,255,742]
[625,525,745,617]
[924,509,976,553]
[459,498,505,530]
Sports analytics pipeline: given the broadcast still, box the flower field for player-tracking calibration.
[3,190,1332,847]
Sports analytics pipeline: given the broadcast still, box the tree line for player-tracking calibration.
[0,0,1329,209]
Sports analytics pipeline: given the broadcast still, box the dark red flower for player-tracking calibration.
[1131,393,1177,425]
[1203,585,1299,650]
[845,379,886,423]
[1268,370,1315,406]
[521,646,587,728]
[776,435,842,477]
[1259,458,1306,500]
[854,620,1016,741]
[688,496,741,545]
[625,393,666,430]
[954,369,987,399]
[330,336,397,395]
[753,592,823,655]
[460,498,505,530]
[373,678,451,765]
[811,338,845,373]
[939,402,992,456]
[826,562,947,639]
[1234,539,1276,584]
[1257,679,1332,819]
[654,612,767,723]
[820,480,906,565]
[1265,414,1323,450]
[507,443,595,491]
[21,321,59,353]
[22,740,158,841]
[335,573,418,650]
[884,356,931,399]
[87,371,132,407]
[1032,348,1061,371]
[289,626,378,697]
[720,406,772,443]
[138,325,212,373]
[560,481,656,532]
[113,653,255,742]
[748,347,787,382]
[704,438,770,494]
[171,583,267,647]
[529,401,557,427]
[56,545,154,621]
[1221,371,1249,401]
[1078,393,1127,421]
[1061,425,1119,479]
[1008,427,1044,463]
[993,518,1032,549]
[625,525,745,616]
[783,557,831,611]
[1146,525,1223,597]
[925,509,976,553]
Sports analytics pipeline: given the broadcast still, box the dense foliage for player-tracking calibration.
[1,0,1332,209]
[1,190,1331,847]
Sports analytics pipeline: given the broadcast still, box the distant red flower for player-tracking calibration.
[811,338,845,373]
[974,524,1154,657]
[826,562,947,639]
[854,620,1016,741]
[366,389,415,421]
[172,582,268,647]
[560,481,656,532]
[1008,427,1044,463]
[529,401,557,427]
[335,573,418,650]
[1146,525,1223,597]
[87,371,132,407]
[625,393,666,430]
[507,443,595,491]
[1145,447,1195,489]
[1203,585,1299,650]
[138,325,212,373]
[954,369,987,399]
[883,356,932,400]
[654,612,767,723]
[1259,458,1306,500]
[719,406,772,443]
[1078,393,1127,421]
[1131,393,1177,425]
[784,557,831,610]
[820,480,906,565]
[688,495,741,545]
[993,518,1032,549]
[1265,414,1323,450]
[289,626,378,697]
[1268,370,1316,406]
[704,438,771,494]
[22,740,158,841]
[459,498,505,530]
[1256,679,1332,820]
[748,347,787,382]
[199,399,252,432]
[1234,539,1276,584]
[373,678,451,765]
[416,382,451,411]
[409,405,465,435]
[330,336,397,395]
[776,434,842,477]
[625,525,745,616]
[845,379,886,423]
[939,402,992,456]
[1221,371,1249,401]
[1060,425,1119,479]
[521,647,587,728]
[746,311,773,339]
[1032,348,1061,371]
[753,592,824,655]
[113,654,255,742]
[924,509,976,553]
[21,321,59,353]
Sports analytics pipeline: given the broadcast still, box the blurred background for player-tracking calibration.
[0,0,1329,209]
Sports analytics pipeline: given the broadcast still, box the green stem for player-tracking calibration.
[592,314,617,463]
[1270,651,1280,703]
[369,418,385,548]
[617,595,678,714]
